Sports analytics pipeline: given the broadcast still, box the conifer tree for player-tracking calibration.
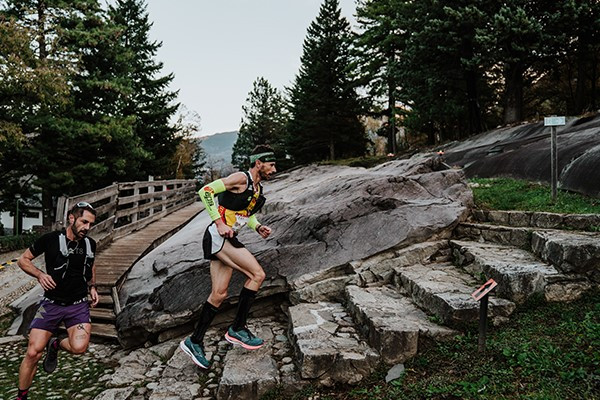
[286,0,366,164]
[109,0,180,179]
[231,77,287,170]
[354,0,408,153]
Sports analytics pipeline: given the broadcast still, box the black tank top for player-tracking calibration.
[218,171,265,214]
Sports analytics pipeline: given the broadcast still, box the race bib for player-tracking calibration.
[232,215,249,232]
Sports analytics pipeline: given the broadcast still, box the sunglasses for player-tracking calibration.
[76,201,95,210]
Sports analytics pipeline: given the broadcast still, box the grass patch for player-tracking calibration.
[263,291,600,400]
[318,155,392,169]
[470,177,600,214]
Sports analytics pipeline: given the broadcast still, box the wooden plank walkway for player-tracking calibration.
[91,201,203,340]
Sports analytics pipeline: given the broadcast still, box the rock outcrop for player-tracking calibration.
[442,114,600,199]
[116,156,472,348]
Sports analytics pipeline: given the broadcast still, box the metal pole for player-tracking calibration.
[550,126,558,202]
[15,198,19,236]
[478,294,489,352]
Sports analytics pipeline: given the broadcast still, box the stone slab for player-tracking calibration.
[394,262,515,322]
[451,240,561,303]
[288,302,378,385]
[345,285,456,364]
[531,230,600,281]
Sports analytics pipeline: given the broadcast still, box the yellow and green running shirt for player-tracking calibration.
[217,171,264,231]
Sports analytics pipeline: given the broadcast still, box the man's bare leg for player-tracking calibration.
[216,241,266,348]
[215,241,266,291]
[18,329,53,391]
[207,258,234,307]
[59,323,91,355]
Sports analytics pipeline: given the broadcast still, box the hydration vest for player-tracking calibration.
[52,233,95,284]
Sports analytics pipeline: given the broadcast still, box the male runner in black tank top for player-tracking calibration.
[180,145,276,369]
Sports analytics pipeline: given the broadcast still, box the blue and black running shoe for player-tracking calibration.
[224,326,264,350]
[180,337,210,369]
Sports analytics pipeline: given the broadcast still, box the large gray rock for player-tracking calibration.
[451,240,560,303]
[394,262,516,322]
[345,285,456,364]
[443,114,600,199]
[288,301,379,385]
[117,157,472,348]
[531,230,600,282]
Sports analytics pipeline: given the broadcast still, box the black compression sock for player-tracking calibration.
[191,301,219,345]
[17,388,29,400]
[232,287,258,331]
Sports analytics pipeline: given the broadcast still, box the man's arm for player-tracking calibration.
[89,263,99,307]
[18,249,56,291]
[199,172,249,238]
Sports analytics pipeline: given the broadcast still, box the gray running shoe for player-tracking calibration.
[224,326,264,350]
[43,337,59,373]
[180,337,210,369]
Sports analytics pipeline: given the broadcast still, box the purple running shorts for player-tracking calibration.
[29,298,91,333]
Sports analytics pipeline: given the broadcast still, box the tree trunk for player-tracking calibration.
[37,0,47,60]
[461,36,483,136]
[329,138,335,160]
[574,49,588,114]
[41,190,54,228]
[591,53,597,110]
[503,63,524,124]
[387,54,397,154]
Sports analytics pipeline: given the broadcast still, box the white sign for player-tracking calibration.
[544,116,566,126]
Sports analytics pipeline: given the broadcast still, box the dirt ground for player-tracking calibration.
[0,248,43,317]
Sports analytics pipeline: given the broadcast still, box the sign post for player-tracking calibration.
[544,116,566,202]
[471,278,498,352]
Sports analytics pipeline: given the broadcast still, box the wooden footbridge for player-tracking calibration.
[54,179,203,340]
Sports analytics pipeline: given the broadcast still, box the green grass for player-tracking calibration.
[318,155,394,169]
[262,291,600,400]
[470,178,600,214]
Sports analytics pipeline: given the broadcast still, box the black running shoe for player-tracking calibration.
[43,337,59,373]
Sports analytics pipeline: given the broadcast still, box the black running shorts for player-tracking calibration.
[202,222,245,260]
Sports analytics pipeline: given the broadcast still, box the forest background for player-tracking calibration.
[1,0,599,227]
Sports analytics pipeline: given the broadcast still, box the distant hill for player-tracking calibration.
[199,131,238,170]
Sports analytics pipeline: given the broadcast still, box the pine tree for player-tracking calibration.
[109,0,180,179]
[354,0,408,153]
[231,77,287,170]
[476,0,544,124]
[286,0,366,164]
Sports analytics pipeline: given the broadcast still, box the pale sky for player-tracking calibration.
[144,0,358,137]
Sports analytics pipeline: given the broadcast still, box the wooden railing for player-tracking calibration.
[54,179,197,249]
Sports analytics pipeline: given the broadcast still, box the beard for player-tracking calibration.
[259,170,273,180]
[71,223,88,239]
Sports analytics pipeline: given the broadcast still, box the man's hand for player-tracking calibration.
[38,273,56,291]
[257,225,272,239]
[89,286,99,307]
[215,219,234,238]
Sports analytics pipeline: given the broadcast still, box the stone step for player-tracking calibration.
[288,301,379,386]
[393,262,516,323]
[532,230,600,283]
[472,209,600,231]
[345,285,457,364]
[455,222,531,249]
[449,240,588,303]
[217,320,284,400]
[352,240,451,285]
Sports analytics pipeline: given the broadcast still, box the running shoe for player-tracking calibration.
[179,337,210,369]
[224,326,264,350]
[43,337,59,373]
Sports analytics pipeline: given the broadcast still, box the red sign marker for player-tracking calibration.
[471,278,498,301]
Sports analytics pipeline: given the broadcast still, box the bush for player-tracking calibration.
[0,233,40,253]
